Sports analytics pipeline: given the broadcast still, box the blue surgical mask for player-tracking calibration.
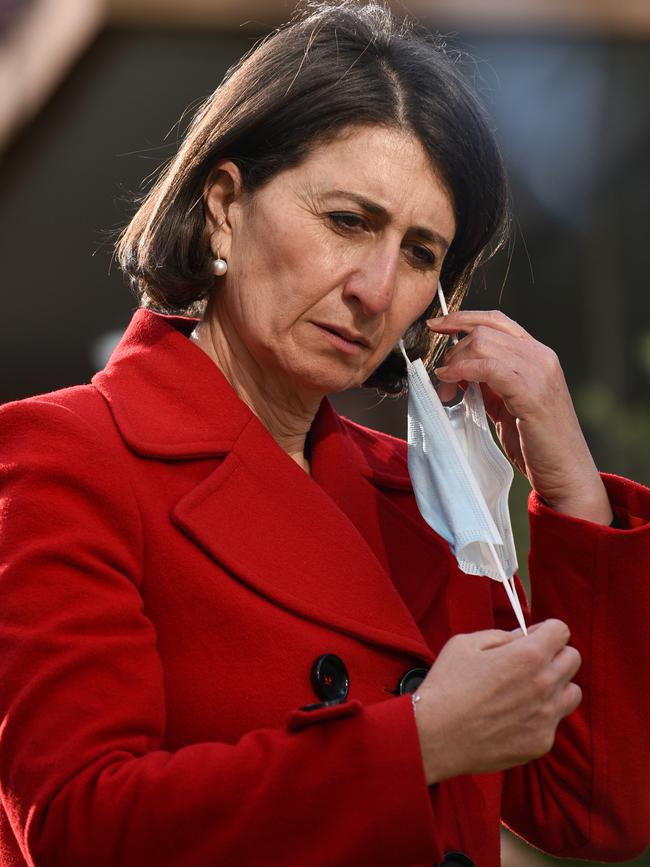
[399,283,526,633]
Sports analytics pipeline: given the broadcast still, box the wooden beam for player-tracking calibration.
[107,0,650,36]
[0,0,106,155]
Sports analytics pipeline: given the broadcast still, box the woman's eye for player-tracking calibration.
[327,212,366,231]
[407,244,436,268]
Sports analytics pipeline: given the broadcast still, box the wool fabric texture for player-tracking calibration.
[0,309,648,867]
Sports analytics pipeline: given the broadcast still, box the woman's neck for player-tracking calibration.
[189,315,319,474]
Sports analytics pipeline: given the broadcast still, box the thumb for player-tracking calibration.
[435,379,469,404]
[435,381,460,403]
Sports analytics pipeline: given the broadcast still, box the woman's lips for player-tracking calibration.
[311,322,371,354]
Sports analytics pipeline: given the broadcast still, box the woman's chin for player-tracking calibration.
[288,364,369,397]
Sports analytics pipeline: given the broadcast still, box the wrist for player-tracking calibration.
[541,478,614,525]
[412,690,461,786]
[534,461,614,525]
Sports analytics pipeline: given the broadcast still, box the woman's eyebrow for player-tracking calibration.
[320,188,450,252]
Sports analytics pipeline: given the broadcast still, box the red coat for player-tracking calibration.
[0,308,648,867]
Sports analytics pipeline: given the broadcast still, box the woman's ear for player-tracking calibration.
[203,160,244,257]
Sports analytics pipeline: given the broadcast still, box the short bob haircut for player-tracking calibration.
[117,0,510,395]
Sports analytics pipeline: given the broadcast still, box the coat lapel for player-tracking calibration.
[172,414,434,661]
[94,309,447,663]
[310,402,453,628]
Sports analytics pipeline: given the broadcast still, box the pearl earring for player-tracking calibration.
[212,248,227,277]
[213,258,227,276]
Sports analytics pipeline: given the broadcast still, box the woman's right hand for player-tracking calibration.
[413,619,582,785]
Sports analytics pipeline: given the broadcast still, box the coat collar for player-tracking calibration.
[92,308,414,483]
[93,308,252,459]
[93,309,448,662]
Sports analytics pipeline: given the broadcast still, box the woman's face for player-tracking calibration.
[207,125,456,398]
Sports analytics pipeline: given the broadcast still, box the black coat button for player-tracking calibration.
[397,667,429,695]
[438,852,475,866]
[311,654,349,702]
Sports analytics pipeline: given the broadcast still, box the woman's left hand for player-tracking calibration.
[427,310,613,525]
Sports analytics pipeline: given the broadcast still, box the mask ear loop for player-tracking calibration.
[495,555,528,634]
[437,281,458,347]
[400,282,454,365]
[439,281,528,634]
[400,281,454,363]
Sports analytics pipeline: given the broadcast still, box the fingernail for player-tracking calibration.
[434,366,447,375]
[426,317,446,324]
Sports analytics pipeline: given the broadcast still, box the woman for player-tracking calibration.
[0,3,648,866]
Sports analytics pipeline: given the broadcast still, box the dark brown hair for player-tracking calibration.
[116,0,510,394]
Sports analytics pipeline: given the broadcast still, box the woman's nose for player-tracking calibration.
[341,246,399,316]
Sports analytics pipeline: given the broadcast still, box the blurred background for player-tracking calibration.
[0,0,648,863]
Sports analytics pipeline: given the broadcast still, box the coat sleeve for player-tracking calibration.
[0,399,438,867]
[497,473,650,861]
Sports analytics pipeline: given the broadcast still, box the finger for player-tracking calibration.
[559,681,583,718]
[467,628,521,651]
[551,645,582,682]
[434,357,519,397]
[441,327,523,371]
[528,619,571,655]
[435,381,460,403]
[510,621,545,639]
[426,310,530,340]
